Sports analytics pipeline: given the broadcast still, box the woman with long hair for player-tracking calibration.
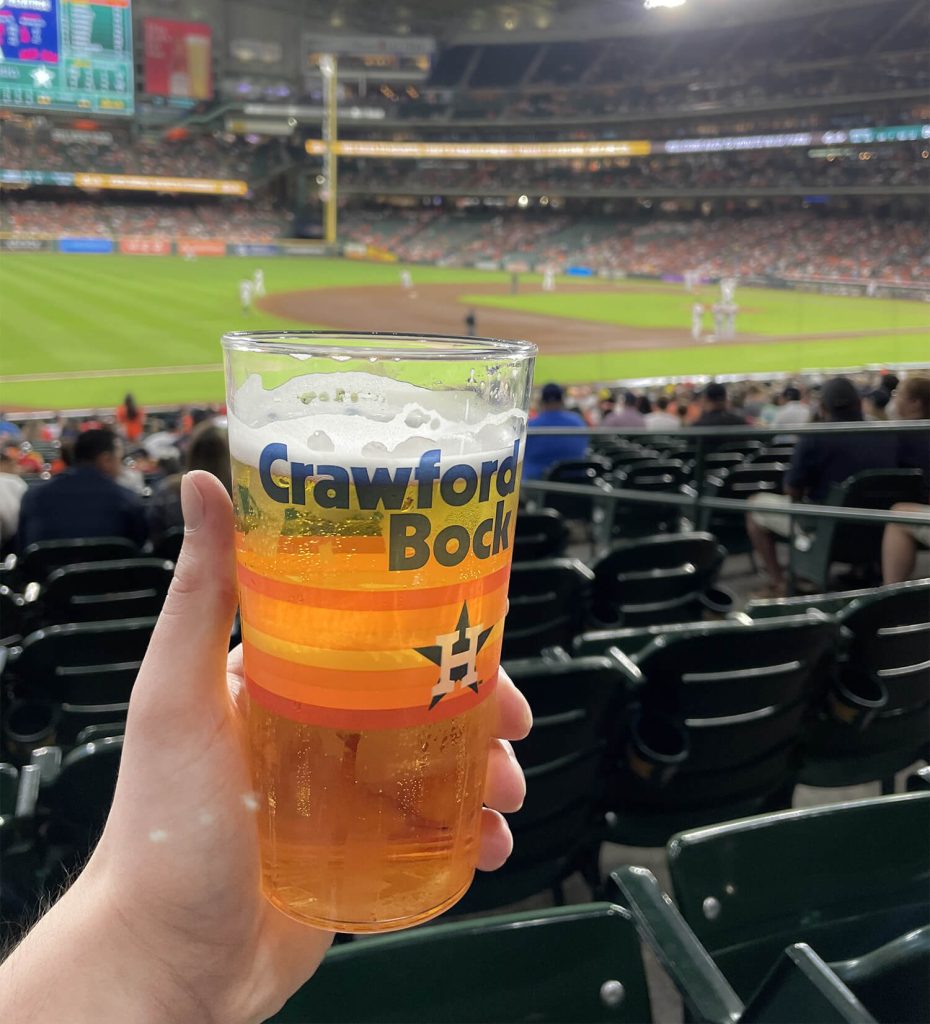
[117,392,145,443]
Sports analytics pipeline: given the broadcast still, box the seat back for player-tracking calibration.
[815,469,925,567]
[610,461,686,537]
[47,736,123,843]
[11,617,156,704]
[575,618,751,659]
[151,526,184,564]
[512,508,569,562]
[668,793,930,1001]
[698,464,788,551]
[592,533,725,625]
[270,904,652,1024]
[40,559,174,625]
[745,583,893,620]
[506,655,627,768]
[16,538,139,584]
[504,559,594,659]
[620,615,836,811]
[543,458,611,522]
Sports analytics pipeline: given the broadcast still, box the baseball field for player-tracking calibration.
[2,252,928,410]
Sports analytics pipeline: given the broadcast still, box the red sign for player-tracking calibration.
[143,19,213,100]
[177,238,227,257]
[120,237,172,256]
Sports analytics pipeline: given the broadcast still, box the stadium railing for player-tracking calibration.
[522,421,930,550]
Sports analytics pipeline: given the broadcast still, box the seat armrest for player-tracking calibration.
[30,745,63,784]
[540,646,572,664]
[14,763,41,820]
[611,866,744,1024]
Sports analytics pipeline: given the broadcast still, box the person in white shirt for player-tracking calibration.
[772,386,811,428]
[691,302,705,341]
[252,268,265,297]
[0,450,27,549]
[644,395,681,431]
[542,267,556,292]
[400,269,413,291]
[239,279,254,312]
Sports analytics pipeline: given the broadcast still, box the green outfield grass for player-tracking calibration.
[1,253,927,409]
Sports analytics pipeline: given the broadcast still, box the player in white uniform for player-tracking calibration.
[400,269,413,291]
[720,277,737,304]
[542,267,556,292]
[239,279,254,313]
[253,268,265,297]
[691,302,705,341]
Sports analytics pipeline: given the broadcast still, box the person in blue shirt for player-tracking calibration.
[17,428,148,551]
[523,382,589,480]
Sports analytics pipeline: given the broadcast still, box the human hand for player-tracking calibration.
[0,471,531,1024]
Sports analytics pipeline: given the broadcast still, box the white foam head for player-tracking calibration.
[227,371,526,468]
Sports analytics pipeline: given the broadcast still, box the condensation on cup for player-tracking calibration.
[222,332,536,932]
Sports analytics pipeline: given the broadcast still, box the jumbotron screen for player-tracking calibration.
[0,0,134,115]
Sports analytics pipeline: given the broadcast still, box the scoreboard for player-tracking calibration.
[0,0,134,115]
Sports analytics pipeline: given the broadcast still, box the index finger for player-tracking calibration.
[494,667,532,741]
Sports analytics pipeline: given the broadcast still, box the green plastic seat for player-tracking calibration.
[788,469,926,593]
[36,558,174,627]
[14,537,140,586]
[267,903,653,1024]
[604,614,837,846]
[542,458,611,524]
[698,463,788,557]
[574,617,752,659]
[504,558,594,660]
[743,581,924,620]
[800,579,930,790]
[505,654,628,769]
[591,532,726,627]
[513,508,569,562]
[608,460,687,538]
[43,736,123,856]
[666,793,930,1002]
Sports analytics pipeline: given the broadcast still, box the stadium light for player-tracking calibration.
[644,0,686,8]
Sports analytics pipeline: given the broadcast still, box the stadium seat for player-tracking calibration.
[0,585,25,646]
[2,617,156,745]
[799,579,930,791]
[574,616,751,659]
[151,525,185,564]
[695,462,788,556]
[608,460,687,539]
[512,507,569,562]
[744,582,899,620]
[614,864,923,1024]
[907,765,930,791]
[505,654,628,768]
[662,793,930,1002]
[268,903,653,1024]
[788,468,926,593]
[541,458,612,529]
[590,532,726,626]
[0,762,18,816]
[453,745,607,913]
[717,440,766,459]
[750,445,796,463]
[13,537,140,587]
[29,558,174,627]
[606,449,663,473]
[603,614,837,846]
[503,558,594,660]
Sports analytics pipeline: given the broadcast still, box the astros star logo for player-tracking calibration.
[415,602,493,710]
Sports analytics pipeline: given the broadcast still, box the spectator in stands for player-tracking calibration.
[602,391,645,428]
[523,383,588,479]
[772,385,811,428]
[691,382,748,427]
[746,376,900,596]
[596,389,616,422]
[0,450,26,552]
[0,472,530,1022]
[644,395,681,431]
[17,428,147,550]
[863,389,890,421]
[148,424,232,544]
[117,393,145,443]
[0,414,22,442]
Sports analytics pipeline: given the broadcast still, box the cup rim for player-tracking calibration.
[222,330,537,361]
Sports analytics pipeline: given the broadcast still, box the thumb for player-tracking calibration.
[128,471,238,727]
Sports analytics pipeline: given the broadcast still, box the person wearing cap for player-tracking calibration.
[746,376,900,596]
[523,383,589,480]
[691,382,748,428]
[602,391,645,429]
[863,389,890,421]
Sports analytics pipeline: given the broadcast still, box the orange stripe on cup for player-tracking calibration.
[236,561,512,610]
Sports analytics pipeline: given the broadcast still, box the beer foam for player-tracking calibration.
[227,371,527,468]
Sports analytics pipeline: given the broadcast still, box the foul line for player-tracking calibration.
[0,363,224,384]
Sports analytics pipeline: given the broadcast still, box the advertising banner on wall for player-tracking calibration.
[143,19,213,100]
[58,238,114,253]
[177,238,227,257]
[119,237,172,255]
[229,243,281,257]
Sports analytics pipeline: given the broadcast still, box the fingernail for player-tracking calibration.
[181,473,205,533]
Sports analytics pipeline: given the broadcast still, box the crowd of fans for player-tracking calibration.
[0,125,285,181]
[339,146,928,195]
[340,209,930,285]
[2,199,288,241]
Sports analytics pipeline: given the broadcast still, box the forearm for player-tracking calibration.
[0,861,205,1024]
